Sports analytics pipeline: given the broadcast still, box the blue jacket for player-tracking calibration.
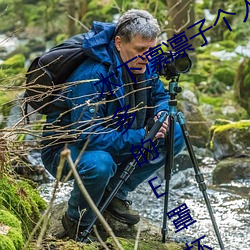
[44,21,170,156]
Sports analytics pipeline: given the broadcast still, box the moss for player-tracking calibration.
[218,40,237,51]
[0,209,24,250]
[213,120,250,133]
[199,91,249,122]
[209,120,250,151]
[199,95,224,107]
[0,209,21,229]
[7,228,24,249]
[213,67,235,86]
[1,54,25,69]
[0,235,16,250]
[0,54,26,86]
[106,237,187,250]
[0,175,47,239]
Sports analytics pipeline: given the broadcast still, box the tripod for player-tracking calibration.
[82,76,225,249]
[161,77,225,249]
[81,111,168,241]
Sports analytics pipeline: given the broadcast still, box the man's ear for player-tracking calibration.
[115,36,122,51]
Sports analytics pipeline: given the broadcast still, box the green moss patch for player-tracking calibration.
[209,120,250,158]
[0,209,23,250]
[0,175,46,239]
[106,237,187,250]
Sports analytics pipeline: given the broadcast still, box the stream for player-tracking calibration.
[38,155,250,250]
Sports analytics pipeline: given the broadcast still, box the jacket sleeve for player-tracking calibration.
[65,61,146,155]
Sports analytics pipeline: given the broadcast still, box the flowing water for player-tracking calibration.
[38,156,250,250]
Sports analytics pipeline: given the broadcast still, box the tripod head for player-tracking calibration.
[168,76,182,100]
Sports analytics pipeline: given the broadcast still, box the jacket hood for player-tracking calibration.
[82,21,116,65]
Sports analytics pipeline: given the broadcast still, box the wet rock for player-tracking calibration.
[170,168,194,189]
[213,157,250,184]
[209,120,250,160]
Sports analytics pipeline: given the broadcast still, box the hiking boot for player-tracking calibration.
[61,213,98,243]
[104,195,140,225]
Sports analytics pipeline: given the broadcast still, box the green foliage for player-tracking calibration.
[1,54,25,69]
[0,54,26,86]
[213,67,235,86]
[199,95,224,107]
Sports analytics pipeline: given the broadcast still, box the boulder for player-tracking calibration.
[42,202,190,250]
[209,120,250,160]
[213,157,250,184]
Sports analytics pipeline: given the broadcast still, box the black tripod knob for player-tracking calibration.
[174,86,182,93]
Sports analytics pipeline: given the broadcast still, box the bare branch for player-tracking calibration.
[68,14,90,32]
[64,148,124,250]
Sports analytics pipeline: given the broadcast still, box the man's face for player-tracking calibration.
[115,35,157,74]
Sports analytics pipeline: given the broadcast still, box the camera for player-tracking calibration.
[157,51,192,79]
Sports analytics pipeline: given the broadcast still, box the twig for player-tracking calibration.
[134,220,142,250]
[68,14,90,31]
[93,225,110,250]
[62,148,124,250]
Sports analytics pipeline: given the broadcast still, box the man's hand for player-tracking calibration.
[154,111,169,139]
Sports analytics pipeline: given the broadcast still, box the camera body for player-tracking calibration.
[157,51,192,79]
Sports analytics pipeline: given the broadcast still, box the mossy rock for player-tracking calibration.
[0,209,24,250]
[213,157,250,184]
[199,92,249,122]
[0,175,47,239]
[213,67,235,86]
[209,120,250,160]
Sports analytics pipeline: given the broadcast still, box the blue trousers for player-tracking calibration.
[41,123,185,226]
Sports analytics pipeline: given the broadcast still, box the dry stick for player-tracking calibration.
[68,14,90,31]
[22,154,65,249]
[62,148,124,250]
[93,225,110,250]
[134,220,142,250]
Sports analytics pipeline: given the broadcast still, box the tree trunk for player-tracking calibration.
[67,0,76,36]
[167,0,195,39]
[166,0,196,63]
[78,0,88,20]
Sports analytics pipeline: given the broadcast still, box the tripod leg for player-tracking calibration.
[162,114,175,243]
[177,112,225,250]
